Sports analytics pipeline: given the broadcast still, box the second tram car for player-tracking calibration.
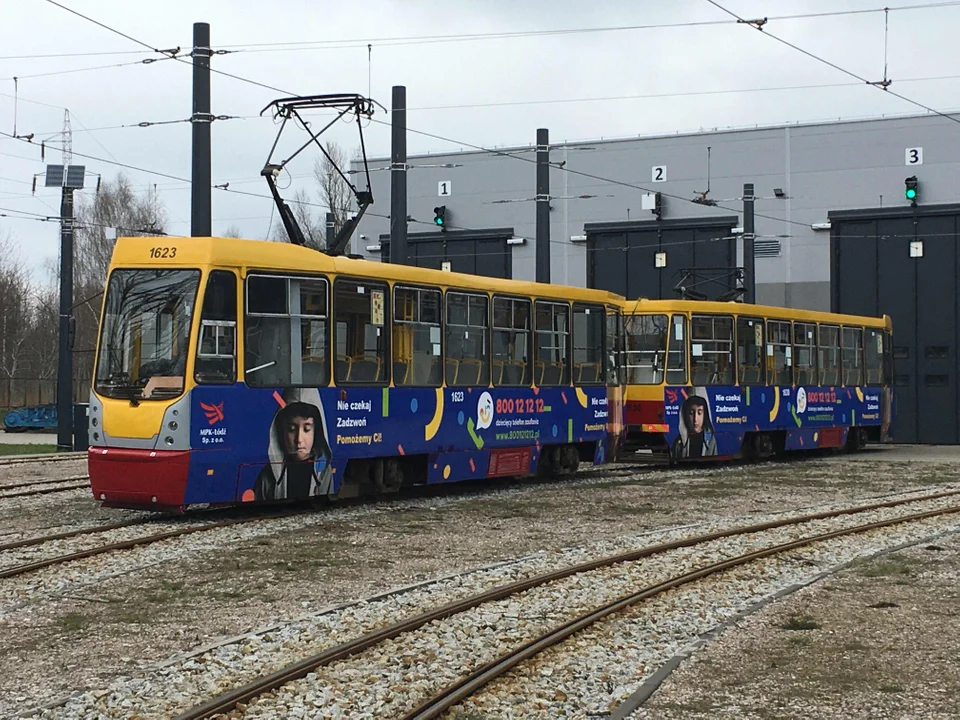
[620,299,894,461]
[88,236,625,511]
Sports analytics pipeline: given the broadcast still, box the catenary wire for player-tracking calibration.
[214,2,960,53]
[705,0,960,128]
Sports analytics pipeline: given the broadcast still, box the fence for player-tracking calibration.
[0,377,91,412]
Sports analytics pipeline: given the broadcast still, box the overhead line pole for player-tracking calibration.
[743,182,756,304]
[191,22,212,237]
[535,128,550,283]
[389,85,408,264]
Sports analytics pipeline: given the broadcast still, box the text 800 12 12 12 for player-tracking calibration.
[496,397,544,415]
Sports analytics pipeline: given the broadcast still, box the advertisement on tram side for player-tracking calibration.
[664,385,884,459]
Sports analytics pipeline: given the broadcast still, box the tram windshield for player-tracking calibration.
[95,269,201,401]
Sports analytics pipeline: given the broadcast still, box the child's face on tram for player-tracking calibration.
[686,403,705,434]
[283,415,315,461]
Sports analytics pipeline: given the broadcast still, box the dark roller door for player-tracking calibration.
[591,231,628,297]
[877,217,919,443]
[832,206,960,444]
[379,228,513,279]
[587,217,738,300]
[915,214,958,444]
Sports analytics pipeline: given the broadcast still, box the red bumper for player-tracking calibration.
[625,399,666,429]
[88,447,190,511]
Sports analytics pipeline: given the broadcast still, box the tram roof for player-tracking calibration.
[620,297,891,329]
[110,235,625,304]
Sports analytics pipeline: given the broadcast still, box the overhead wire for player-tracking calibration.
[29,0,960,249]
[704,0,960,128]
[213,2,960,53]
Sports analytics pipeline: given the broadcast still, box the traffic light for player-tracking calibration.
[433,205,447,231]
[905,176,919,205]
[652,191,663,219]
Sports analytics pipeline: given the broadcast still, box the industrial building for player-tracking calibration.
[354,111,960,443]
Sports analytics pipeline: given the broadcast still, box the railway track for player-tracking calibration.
[0,474,89,500]
[172,488,960,720]
[0,463,658,586]
[0,451,85,468]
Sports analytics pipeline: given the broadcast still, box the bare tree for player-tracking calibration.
[270,188,325,250]
[313,140,356,239]
[221,224,244,238]
[0,233,33,379]
[71,174,167,383]
[74,174,166,293]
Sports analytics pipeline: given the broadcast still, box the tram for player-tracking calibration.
[88,236,626,511]
[620,298,894,461]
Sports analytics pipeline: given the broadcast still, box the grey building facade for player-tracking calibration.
[353,112,960,443]
[355,111,958,308]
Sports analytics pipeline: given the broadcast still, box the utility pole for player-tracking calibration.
[535,128,550,284]
[48,111,85,452]
[191,22,212,237]
[389,85,408,265]
[742,182,756,304]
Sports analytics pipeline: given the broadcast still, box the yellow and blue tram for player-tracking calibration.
[88,236,625,511]
[620,298,894,461]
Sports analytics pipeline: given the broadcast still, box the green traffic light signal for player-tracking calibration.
[905,176,918,203]
[433,205,447,229]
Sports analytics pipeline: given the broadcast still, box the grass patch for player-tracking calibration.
[853,555,918,579]
[56,612,89,632]
[0,443,57,456]
[867,601,900,609]
[781,613,821,631]
[880,684,905,693]
[787,634,813,647]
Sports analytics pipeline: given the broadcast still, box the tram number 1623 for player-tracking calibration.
[149,246,178,259]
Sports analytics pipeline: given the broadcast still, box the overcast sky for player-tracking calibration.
[2,0,959,281]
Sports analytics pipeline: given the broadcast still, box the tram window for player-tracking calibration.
[245,274,329,388]
[883,332,893,385]
[690,315,734,386]
[534,301,570,386]
[334,279,388,385]
[842,327,863,386]
[864,328,884,385]
[765,320,792,386]
[624,314,668,385]
[573,304,604,385]
[793,322,817,386]
[667,314,687,385]
[393,286,441,387]
[736,317,764,386]
[492,297,531,386]
[605,310,621,387]
[447,292,489,387]
[195,270,237,384]
[818,325,841,386]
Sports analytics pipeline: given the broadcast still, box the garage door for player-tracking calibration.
[585,217,739,299]
[831,206,960,444]
[380,228,513,279]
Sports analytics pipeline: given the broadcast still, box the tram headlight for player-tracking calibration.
[168,421,178,431]
[91,418,98,427]
[164,436,175,446]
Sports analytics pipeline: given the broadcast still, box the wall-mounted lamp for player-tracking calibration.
[773,188,786,199]
[811,222,831,231]
[506,236,525,245]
